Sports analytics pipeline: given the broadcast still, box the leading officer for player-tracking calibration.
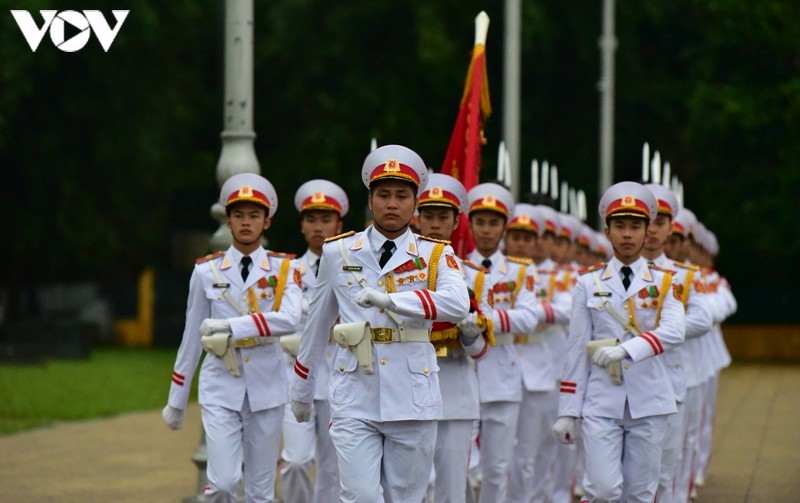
[289,145,470,502]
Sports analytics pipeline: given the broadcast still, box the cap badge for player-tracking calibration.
[384,159,400,173]
[238,185,253,198]
[621,195,635,207]
[482,195,497,206]
[311,192,326,203]
[430,186,443,198]
[519,214,530,224]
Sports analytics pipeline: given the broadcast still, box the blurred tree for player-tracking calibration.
[1,1,797,321]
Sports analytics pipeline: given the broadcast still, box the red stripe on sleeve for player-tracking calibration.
[414,290,431,319]
[422,289,437,319]
[544,303,555,324]
[294,359,309,379]
[639,331,663,355]
[471,339,489,360]
[251,313,266,336]
[258,313,271,336]
[499,310,510,333]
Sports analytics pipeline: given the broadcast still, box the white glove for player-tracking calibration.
[592,345,628,368]
[199,318,231,337]
[162,405,185,431]
[553,416,577,444]
[290,400,313,423]
[353,288,394,310]
[457,312,484,338]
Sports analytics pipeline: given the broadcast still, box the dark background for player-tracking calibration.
[1,0,798,337]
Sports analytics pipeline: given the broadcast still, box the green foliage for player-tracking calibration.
[0,348,197,435]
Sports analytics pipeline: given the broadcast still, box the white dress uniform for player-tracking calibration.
[166,173,303,503]
[549,213,585,503]
[280,180,349,503]
[290,145,471,503]
[465,183,540,503]
[557,182,686,503]
[417,174,490,503]
[505,205,573,503]
[694,263,736,492]
[643,185,715,503]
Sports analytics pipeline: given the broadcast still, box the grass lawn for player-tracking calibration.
[0,347,198,436]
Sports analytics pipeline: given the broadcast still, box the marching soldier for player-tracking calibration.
[289,145,470,502]
[643,183,713,503]
[464,182,540,503]
[505,203,572,503]
[279,179,349,503]
[416,173,490,503]
[553,181,686,503]
[162,173,303,503]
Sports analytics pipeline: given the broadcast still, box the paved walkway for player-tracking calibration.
[0,363,798,502]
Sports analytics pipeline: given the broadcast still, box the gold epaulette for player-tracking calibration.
[324,230,355,243]
[579,262,606,275]
[195,251,224,264]
[418,235,451,245]
[673,261,700,272]
[507,256,533,265]
[267,251,297,259]
[462,260,489,273]
[648,263,677,275]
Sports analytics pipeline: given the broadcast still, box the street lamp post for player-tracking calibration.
[597,0,617,229]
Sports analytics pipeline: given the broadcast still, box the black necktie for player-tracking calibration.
[621,265,633,290]
[481,258,492,270]
[241,256,252,282]
[379,240,396,268]
[313,258,320,277]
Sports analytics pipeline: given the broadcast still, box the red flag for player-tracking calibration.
[440,12,492,258]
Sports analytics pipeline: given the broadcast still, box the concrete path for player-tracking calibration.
[1,363,798,502]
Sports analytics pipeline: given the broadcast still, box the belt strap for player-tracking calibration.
[494,333,514,345]
[234,336,277,348]
[208,260,248,316]
[592,272,642,336]
[370,327,429,343]
[514,333,546,345]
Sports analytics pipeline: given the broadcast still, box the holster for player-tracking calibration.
[332,321,374,374]
[201,333,241,377]
[280,334,302,357]
[587,337,622,385]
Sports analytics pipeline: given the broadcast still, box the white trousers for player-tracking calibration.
[329,417,437,503]
[280,398,340,503]
[477,401,521,503]
[201,399,283,503]
[550,440,579,503]
[433,419,473,503]
[581,405,668,503]
[657,401,685,503]
[506,389,559,503]
[696,372,720,482]
[676,383,703,503]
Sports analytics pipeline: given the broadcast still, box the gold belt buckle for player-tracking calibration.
[514,334,529,345]
[370,327,394,343]
[235,337,260,348]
